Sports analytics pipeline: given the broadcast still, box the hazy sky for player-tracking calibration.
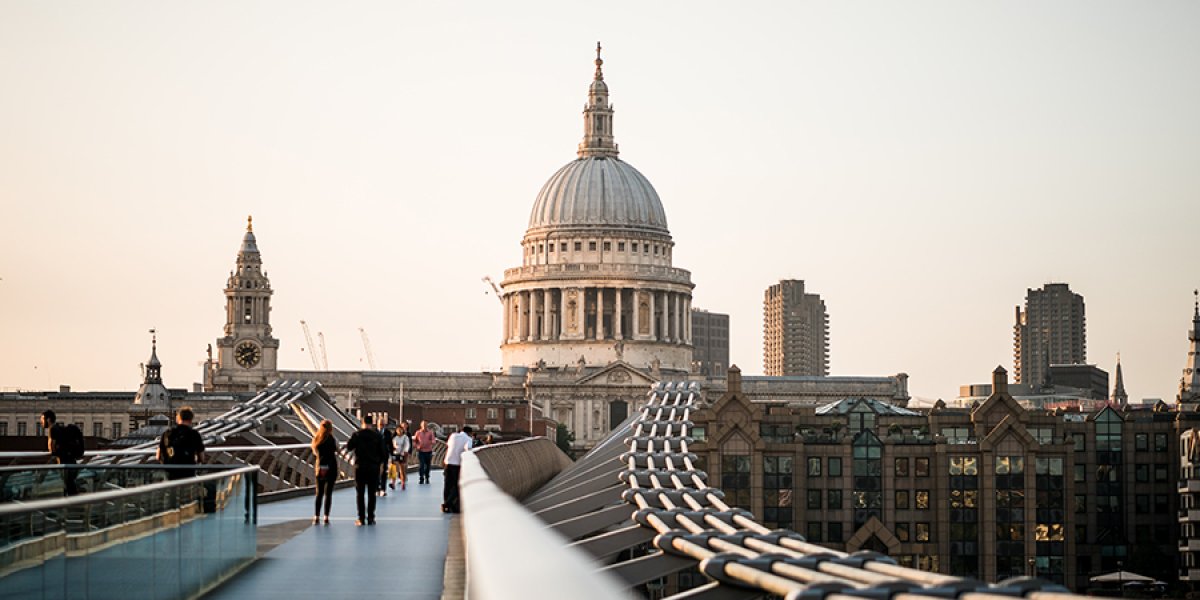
[2,2,1197,403]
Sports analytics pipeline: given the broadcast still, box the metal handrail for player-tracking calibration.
[0,444,311,459]
[0,465,259,516]
[460,449,626,599]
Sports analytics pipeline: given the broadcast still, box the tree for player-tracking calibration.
[555,424,575,458]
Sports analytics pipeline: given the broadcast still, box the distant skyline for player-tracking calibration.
[1,2,1197,403]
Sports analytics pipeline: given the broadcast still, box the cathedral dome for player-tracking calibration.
[527,157,668,235]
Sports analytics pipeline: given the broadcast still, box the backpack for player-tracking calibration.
[59,423,85,461]
[163,426,197,465]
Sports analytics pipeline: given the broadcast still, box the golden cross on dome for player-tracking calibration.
[247,215,253,233]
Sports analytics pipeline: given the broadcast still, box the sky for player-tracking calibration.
[1,2,1197,403]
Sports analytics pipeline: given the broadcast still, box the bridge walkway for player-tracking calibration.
[205,470,451,599]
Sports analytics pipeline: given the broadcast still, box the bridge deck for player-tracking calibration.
[206,471,451,599]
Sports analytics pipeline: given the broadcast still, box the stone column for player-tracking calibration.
[649,290,657,341]
[684,296,692,344]
[597,287,606,340]
[529,290,539,340]
[632,289,641,340]
[519,291,528,340]
[614,287,623,340]
[502,294,510,344]
[674,293,682,343]
[542,289,552,341]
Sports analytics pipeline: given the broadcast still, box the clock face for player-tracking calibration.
[235,341,261,368]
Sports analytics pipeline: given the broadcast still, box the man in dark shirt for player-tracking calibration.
[40,410,79,496]
[346,415,386,526]
[157,407,206,480]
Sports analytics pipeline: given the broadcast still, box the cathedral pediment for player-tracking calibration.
[574,361,657,386]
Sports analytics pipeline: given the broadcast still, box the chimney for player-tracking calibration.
[58,385,71,394]
[728,365,742,394]
[992,366,1008,395]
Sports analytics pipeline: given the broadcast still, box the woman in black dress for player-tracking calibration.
[312,419,338,525]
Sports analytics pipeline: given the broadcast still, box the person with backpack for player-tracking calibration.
[156,406,206,480]
[40,410,84,496]
[345,415,386,526]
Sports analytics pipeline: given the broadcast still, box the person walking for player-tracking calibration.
[156,407,206,480]
[391,421,411,491]
[378,425,395,497]
[346,415,386,526]
[311,419,337,525]
[414,421,436,485]
[442,425,473,514]
[40,410,84,496]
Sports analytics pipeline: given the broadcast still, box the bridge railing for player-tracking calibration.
[0,464,258,599]
[461,438,627,600]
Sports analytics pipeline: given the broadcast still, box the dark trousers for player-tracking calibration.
[418,451,433,482]
[355,466,380,522]
[314,475,335,517]
[442,464,461,513]
[58,459,78,496]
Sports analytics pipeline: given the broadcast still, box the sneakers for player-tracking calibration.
[312,516,319,525]
[323,516,330,525]
[355,519,364,527]
[389,483,395,490]
[367,519,376,526]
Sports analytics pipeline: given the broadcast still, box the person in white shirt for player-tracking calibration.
[442,425,474,514]
[391,422,412,490]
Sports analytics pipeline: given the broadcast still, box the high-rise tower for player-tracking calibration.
[763,280,829,376]
[204,217,279,392]
[1013,283,1086,386]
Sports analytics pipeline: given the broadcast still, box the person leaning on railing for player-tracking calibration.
[156,406,206,480]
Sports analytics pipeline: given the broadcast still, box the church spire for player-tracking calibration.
[1180,290,1200,406]
[1111,353,1127,406]
[577,42,619,159]
[144,328,162,384]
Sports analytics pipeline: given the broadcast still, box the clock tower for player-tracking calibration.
[204,216,280,392]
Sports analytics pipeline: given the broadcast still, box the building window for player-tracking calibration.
[643,244,649,254]
[1155,464,1168,482]
[93,422,103,438]
[603,241,611,251]
[827,522,843,543]
[537,244,544,254]
[895,457,909,477]
[548,244,554,253]
[807,489,822,510]
[895,522,910,542]
[506,408,516,420]
[1073,435,1085,451]
[915,457,930,477]
[487,408,498,420]
[1155,433,1168,452]
[0,422,7,436]
[689,426,706,442]
[1074,464,1086,483]
[17,422,27,436]
[807,457,821,477]
[1135,495,1149,514]
[618,242,625,252]
[574,242,582,251]
[1135,464,1149,482]
[896,490,910,510]
[721,454,751,510]
[112,422,122,438]
[560,242,567,252]
[915,523,930,542]
[1154,495,1169,514]
[1075,495,1086,513]
[827,489,842,509]
[760,424,792,443]
[588,241,597,251]
[1135,433,1148,451]
[653,245,658,255]
[465,408,476,419]
[807,522,823,543]
[828,457,842,477]
[763,456,793,529]
[632,243,638,252]
[942,427,974,444]
[915,490,930,509]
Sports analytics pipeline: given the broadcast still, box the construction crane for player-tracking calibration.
[359,327,377,370]
[317,332,329,370]
[300,320,322,370]
[482,276,503,304]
